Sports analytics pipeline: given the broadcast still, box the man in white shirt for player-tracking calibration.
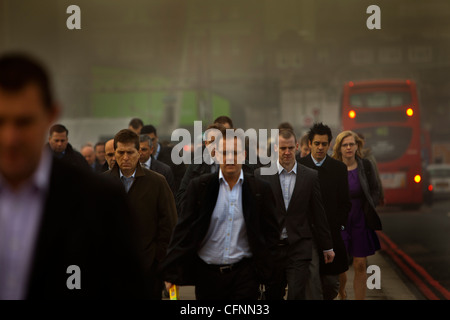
[161,130,280,300]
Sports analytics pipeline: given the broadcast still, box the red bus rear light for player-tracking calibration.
[348,110,356,119]
[406,108,414,117]
[428,184,433,192]
[414,175,421,183]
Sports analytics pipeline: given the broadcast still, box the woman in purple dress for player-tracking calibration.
[332,130,382,300]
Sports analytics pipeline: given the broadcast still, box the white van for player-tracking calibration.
[427,164,450,199]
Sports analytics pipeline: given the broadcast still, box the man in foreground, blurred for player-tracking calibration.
[0,53,145,299]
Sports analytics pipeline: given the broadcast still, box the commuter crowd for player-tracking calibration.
[0,53,383,300]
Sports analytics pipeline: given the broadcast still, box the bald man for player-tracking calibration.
[105,139,116,170]
[81,144,96,171]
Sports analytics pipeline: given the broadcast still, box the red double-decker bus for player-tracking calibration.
[341,79,423,208]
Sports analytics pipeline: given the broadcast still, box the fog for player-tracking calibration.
[1,0,449,154]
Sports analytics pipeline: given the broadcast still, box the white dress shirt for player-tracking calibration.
[197,169,252,265]
[141,157,152,169]
[277,160,297,239]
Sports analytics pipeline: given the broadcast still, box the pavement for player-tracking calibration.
[165,248,423,300]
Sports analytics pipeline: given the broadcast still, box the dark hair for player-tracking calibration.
[49,124,68,136]
[299,133,309,147]
[217,128,245,151]
[139,134,153,148]
[205,123,227,139]
[279,128,297,142]
[278,122,294,131]
[128,118,144,130]
[213,115,233,128]
[0,53,54,109]
[94,141,105,149]
[140,124,157,135]
[114,129,140,151]
[307,122,332,143]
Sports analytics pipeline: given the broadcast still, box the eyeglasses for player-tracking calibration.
[342,143,356,148]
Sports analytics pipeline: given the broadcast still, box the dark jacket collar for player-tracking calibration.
[109,162,146,178]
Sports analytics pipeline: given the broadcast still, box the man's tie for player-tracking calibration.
[121,176,134,193]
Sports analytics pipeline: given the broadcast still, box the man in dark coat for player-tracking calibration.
[47,123,90,170]
[0,53,145,299]
[105,129,177,299]
[298,122,352,300]
[160,131,280,300]
[175,123,256,213]
[255,129,334,300]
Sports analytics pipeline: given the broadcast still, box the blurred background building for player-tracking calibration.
[1,0,449,161]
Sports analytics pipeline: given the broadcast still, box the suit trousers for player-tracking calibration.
[306,239,323,299]
[194,255,259,300]
[305,240,340,300]
[265,243,311,300]
[143,260,163,299]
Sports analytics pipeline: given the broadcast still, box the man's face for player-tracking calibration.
[0,83,58,187]
[81,146,96,166]
[147,133,158,156]
[275,135,298,169]
[204,130,220,157]
[139,141,153,163]
[217,137,245,178]
[48,131,68,153]
[95,144,106,164]
[300,143,310,158]
[104,140,116,169]
[115,141,140,173]
[309,134,330,162]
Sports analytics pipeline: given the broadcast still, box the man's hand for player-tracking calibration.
[165,281,173,292]
[323,250,335,264]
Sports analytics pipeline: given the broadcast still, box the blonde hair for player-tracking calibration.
[331,130,363,161]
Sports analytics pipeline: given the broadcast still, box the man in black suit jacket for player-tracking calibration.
[176,124,257,213]
[0,53,145,299]
[47,124,90,171]
[298,123,352,300]
[160,131,280,300]
[26,158,146,299]
[255,129,333,300]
